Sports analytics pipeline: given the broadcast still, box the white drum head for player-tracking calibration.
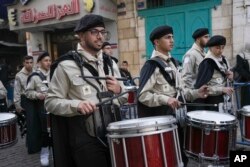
[0,113,16,122]
[125,86,137,91]
[187,111,236,125]
[242,105,250,112]
[107,116,176,131]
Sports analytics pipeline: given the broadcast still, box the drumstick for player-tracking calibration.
[77,75,128,81]
[96,90,131,106]
[181,103,218,107]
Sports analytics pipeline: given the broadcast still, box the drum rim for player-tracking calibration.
[0,113,17,123]
[124,86,137,90]
[240,105,250,115]
[107,116,176,131]
[107,125,177,138]
[186,111,237,125]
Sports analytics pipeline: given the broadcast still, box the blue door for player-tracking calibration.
[139,0,221,60]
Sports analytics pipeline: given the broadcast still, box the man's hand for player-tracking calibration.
[37,93,46,100]
[223,87,234,96]
[226,71,234,81]
[106,76,121,94]
[16,107,24,113]
[77,101,97,115]
[167,97,181,110]
[198,85,209,98]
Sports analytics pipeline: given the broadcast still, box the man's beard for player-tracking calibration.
[199,40,206,48]
[86,41,102,52]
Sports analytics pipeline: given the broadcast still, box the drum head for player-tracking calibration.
[125,86,137,91]
[107,116,176,132]
[0,113,16,122]
[241,105,250,115]
[187,111,236,125]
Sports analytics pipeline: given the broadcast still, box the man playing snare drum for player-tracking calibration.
[137,25,209,167]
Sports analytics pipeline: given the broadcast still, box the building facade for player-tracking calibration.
[8,0,118,62]
[117,0,250,76]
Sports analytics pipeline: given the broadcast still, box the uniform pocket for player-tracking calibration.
[155,76,169,92]
[71,75,86,86]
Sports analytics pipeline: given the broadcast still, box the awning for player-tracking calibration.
[0,41,26,47]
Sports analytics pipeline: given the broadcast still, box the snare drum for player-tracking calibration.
[240,105,250,142]
[107,116,183,167]
[125,86,137,104]
[185,111,237,161]
[0,113,17,148]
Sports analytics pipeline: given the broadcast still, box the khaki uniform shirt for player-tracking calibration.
[0,81,7,99]
[14,67,33,109]
[182,43,206,88]
[45,43,125,117]
[25,68,50,100]
[203,51,230,96]
[138,50,200,107]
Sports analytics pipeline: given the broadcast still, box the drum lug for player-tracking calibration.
[212,154,219,161]
[204,128,210,135]
[198,153,205,164]
[112,138,120,144]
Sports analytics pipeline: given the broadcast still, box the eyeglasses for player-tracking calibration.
[88,29,109,37]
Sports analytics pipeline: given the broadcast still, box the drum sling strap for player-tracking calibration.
[103,53,114,76]
[50,51,120,139]
[27,72,48,87]
[137,57,179,117]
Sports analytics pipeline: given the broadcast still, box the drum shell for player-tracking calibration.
[0,113,17,148]
[184,111,237,161]
[107,116,182,167]
[240,105,250,141]
[184,125,237,159]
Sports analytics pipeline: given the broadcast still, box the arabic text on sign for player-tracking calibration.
[20,0,80,24]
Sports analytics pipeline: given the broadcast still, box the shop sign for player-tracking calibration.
[20,0,80,24]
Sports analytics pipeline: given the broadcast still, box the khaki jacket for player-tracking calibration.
[203,51,230,96]
[0,81,7,99]
[138,50,200,107]
[182,43,206,88]
[14,67,33,109]
[25,68,50,100]
[45,43,125,117]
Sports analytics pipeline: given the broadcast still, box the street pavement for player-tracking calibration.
[0,122,250,167]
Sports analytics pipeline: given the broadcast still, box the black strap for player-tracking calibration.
[81,62,102,86]
[50,51,83,80]
[27,72,48,87]
[103,53,114,76]
[50,50,102,87]
[205,58,227,77]
[149,57,176,86]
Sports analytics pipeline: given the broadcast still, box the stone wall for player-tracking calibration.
[212,0,233,65]
[232,0,250,64]
[117,0,245,76]
[117,0,146,77]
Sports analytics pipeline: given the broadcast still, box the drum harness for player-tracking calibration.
[211,56,235,115]
[50,50,132,147]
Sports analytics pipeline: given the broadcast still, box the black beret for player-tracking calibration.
[206,35,226,47]
[74,14,105,33]
[37,51,50,63]
[192,28,209,39]
[102,42,111,49]
[150,25,173,44]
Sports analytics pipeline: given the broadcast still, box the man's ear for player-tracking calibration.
[78,32,85,40]
[154,39,159,46]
